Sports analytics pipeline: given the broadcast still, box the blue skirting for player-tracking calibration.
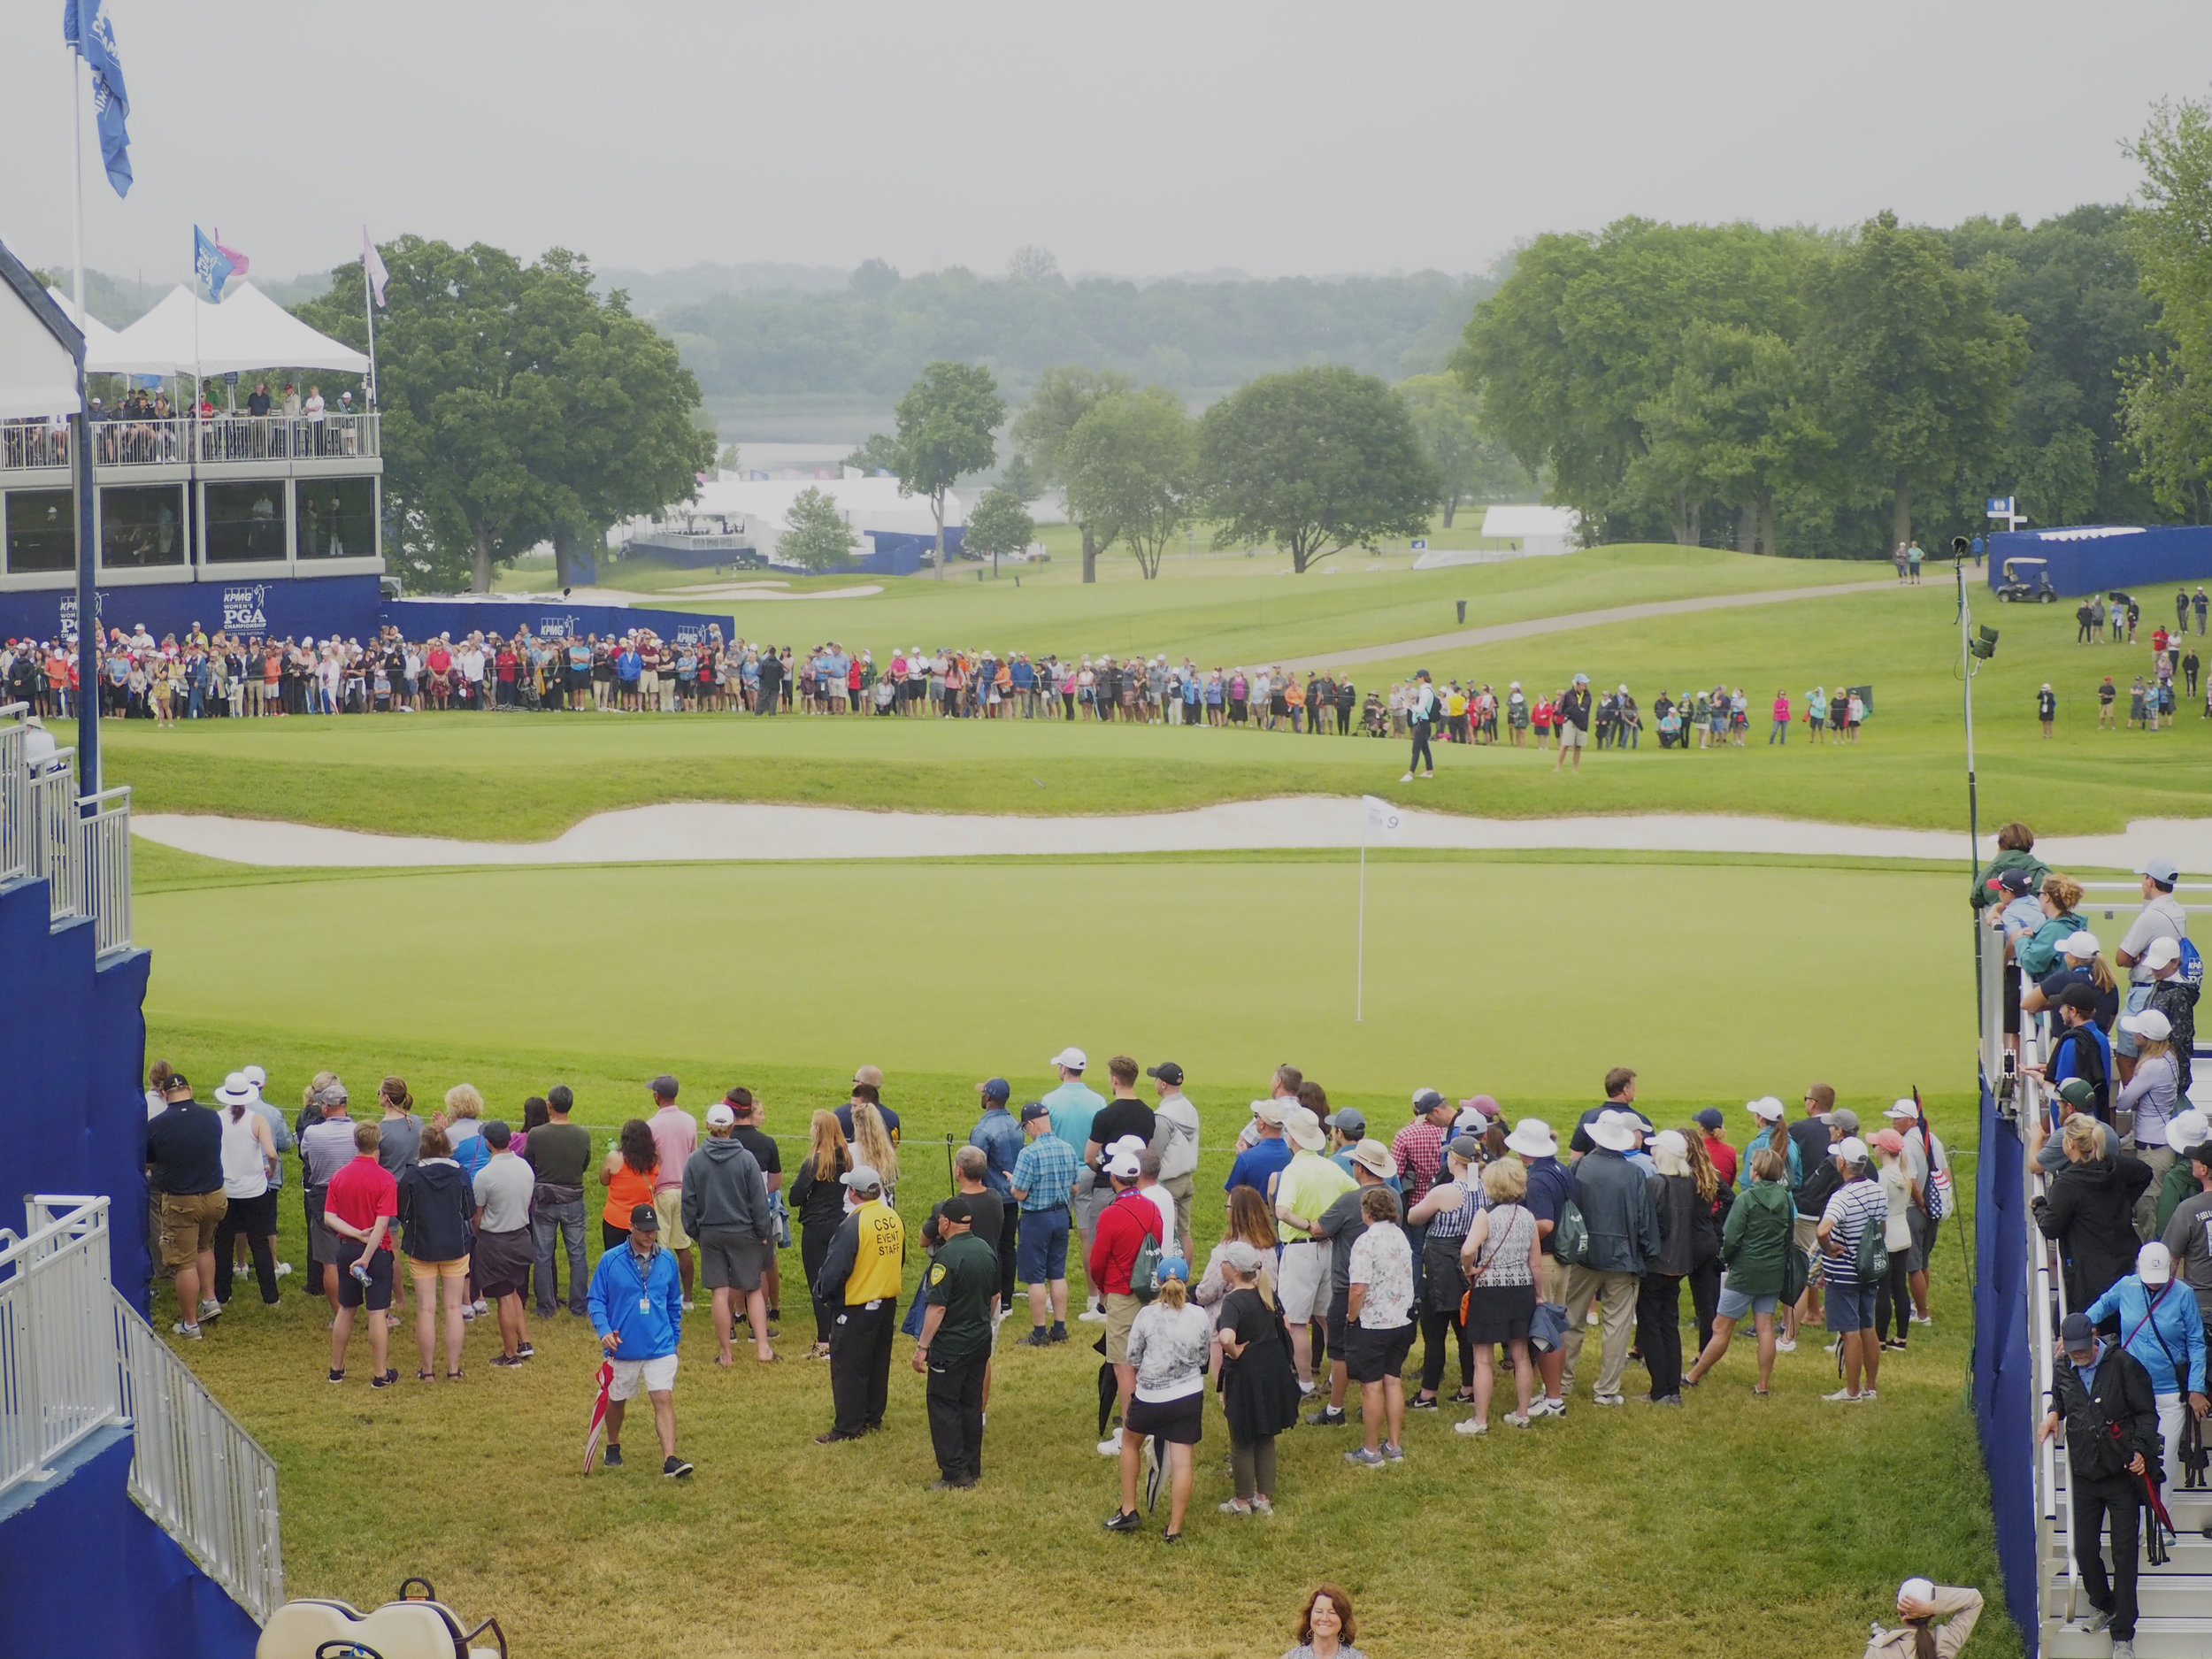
[1971,1073,2037,1644]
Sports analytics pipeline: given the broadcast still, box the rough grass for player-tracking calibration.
[74,572,2209,844]
[150,1026,2014,1659]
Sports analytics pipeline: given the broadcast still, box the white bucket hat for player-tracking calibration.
[1285,1109,1326,1152]
[2166,1109,2211,1153]
[1504,1118,1556,1158]
[214,1072,257,1107]
[1588,1110,1638,1152]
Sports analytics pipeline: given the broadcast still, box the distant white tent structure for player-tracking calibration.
[647,472,968,548]
[1411,503,1584,568]
[42,288,140,375]
[100,281,367,378]
[0,269,82,419]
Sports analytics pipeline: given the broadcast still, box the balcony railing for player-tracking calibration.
[0,413,380,473]
[78,787,132,958]
[1,727,133,956]
[0,703,27,883]
[29,747,79,928]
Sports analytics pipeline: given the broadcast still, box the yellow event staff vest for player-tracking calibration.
[845,1200,905,1303]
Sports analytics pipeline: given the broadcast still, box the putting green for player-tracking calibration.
[140,854,1970,1101]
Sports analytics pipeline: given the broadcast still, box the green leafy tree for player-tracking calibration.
[841,433,905,475]
[997,451,1041,503]
[2121,98,2212,520]
[1803,211,2026,551]
[964,486,1036,574]
[779,486,857,571]
[1012,365,1133,581]
[1198,366,1439,572]
[1394,373,1532,526]
[297,236,709,591]
[892,361,1004,577]
[1060,388,1200,580]
[1634,325,1827,556]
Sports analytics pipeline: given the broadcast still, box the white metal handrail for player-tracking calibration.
[0,702,27,884]
[29,745,79,926]
[77,787,132,957]
[0,1195,122,1496]
[0,419,71,470]
[195,412,379,464]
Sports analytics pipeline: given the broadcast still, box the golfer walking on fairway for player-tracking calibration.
[1402,670,1436,781]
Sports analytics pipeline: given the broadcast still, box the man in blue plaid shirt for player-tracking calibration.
[1010,1102,1079,1346]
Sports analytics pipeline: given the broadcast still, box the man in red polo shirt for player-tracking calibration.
[1087,1148,1164,1455]
[325,1121,400,1386]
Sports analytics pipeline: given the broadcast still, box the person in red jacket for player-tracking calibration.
[1087,1148,1164,1455]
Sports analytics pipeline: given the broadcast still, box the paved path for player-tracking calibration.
[1291,579,1893,671]
[132,796,2187,872]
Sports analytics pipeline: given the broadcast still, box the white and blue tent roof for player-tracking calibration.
[101,281,366,378]
[0,235,86,419]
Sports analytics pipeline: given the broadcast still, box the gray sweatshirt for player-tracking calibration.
[680,1135,772,1240]
[1126,1300,1212,1401]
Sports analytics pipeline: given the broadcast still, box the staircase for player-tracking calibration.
[2014,953,2212,1657]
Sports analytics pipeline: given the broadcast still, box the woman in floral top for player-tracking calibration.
[1343,1187,1415,1467]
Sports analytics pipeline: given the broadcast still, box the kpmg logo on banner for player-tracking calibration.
[58,591,106,636]
[674,622,715,645]
[539,614,576,640]
[222,585,269,633]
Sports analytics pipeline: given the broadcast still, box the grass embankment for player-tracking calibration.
[151,1025,2009,1659]
[78,574,2212,841]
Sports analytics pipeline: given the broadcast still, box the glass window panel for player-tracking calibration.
[296,476,377,560]
[4,489,76,574]
[100,484,187,569]
[203,480,287,564]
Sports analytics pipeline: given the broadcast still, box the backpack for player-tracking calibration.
[1552,1199,1590,1267]
[1917,1125,1950,1223]
[1129,1230,1163,1303]
[1854,1195,1890,1284]
[2180,936,2204,989]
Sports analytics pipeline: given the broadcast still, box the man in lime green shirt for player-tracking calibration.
[1271,1107,1357,1387]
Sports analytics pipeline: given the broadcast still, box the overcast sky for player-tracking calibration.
[6,1,2208,287]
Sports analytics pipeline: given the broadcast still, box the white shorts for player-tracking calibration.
[608,1354,679,1402]
[1278,1240,1330,1322]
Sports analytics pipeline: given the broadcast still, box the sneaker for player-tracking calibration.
[1304,1406,1347,1427]
[1454,1417,1488,1436]
[1162,1531,1184,1545]
[1502,1411,1531,1429]
[1250,1496,1274,1515]
[1097,1428,1124,1456]
[1822,1388,1866,1403]
[2111,1640,2135,1658]
[1651,1394,1683,1408]
[1909,1312,1932,1326]
[1882,1338,1908,1352]
[515,1343,536,1360]
[372,1371,396,1390]
[173,1321,203,1340]
[1048,1325,1069,1343]
[680,1300,696,1314]
[1400,772,1415,782]
[2078,1611,2111,1633]
[1409,1394,1440,1411]
[491,1353,526,1369]
[602,1444,623,1468]
[197,1298,223,1322]
[326,1368,344,1383]
[814,1430,861,1444]
[1019,1328,1052,1348]
[1681,1372,1702,1388]
[273,1261,294,1279]
[1593,1393,1625,1407]
[1102,1509,1142,1532]
[1343,1447,1386,1467]
[1383,1441,1404,1462]
[461,1304,480,1322]
[471,1299,488,1317]
[765,1307,781,1323]
[1078,1305,1108,1325]
[1218,1498,1253,1516]
[1525,1395,1564,1419]
[1774,1337,1797,1352]
[663,1455,694,1479]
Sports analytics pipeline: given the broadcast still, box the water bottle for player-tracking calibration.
[349,1258,373,1286]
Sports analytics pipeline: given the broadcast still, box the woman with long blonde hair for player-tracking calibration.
[790,1111,853,1357]
[850,1100,898,1197]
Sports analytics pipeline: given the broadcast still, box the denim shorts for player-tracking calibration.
[1824,1280,1876,1333]
[1716,1285,1779,1322]
[1017,1206,1069,1283]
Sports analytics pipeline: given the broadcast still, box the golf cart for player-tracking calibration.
[1994,557,2057,603]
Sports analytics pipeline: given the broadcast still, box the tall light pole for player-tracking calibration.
[1955,536,1998,1010]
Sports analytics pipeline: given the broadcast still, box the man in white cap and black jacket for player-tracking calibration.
[2039,1309,2162,1656]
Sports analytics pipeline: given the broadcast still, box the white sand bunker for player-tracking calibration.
[130,798,2196,871]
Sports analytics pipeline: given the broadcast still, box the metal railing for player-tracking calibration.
[0,419,71,470]
[0,1195,125,1498]
[117,1291,286,1622]
[196,413,379,464]
[28,746,79,927]
[0,413,380,472]
[77,787,132,957]
[0,703,27,883]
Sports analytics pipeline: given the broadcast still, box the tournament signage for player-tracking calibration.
[221,585,269,634]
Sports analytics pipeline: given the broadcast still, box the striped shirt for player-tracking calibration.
[1010,1133,1079,1212]
[1819,1179,1888,1290]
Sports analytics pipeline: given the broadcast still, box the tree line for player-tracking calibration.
[1451,198,2177,557]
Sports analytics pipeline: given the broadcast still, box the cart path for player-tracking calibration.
[131,796,2189,872]
[1289,578,1895,671]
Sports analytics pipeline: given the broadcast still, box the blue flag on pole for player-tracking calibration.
[193,227,235,304]
[61,0,132,198]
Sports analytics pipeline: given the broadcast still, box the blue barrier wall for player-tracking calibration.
[1971,1073,2036,1646]
[0,1428,259,1659]
[0,572,383,645]
[381,596,737,648]
[1989,524,2212,596]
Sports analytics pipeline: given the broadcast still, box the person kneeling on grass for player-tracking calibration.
[588,1202,691,1478]
[1342,1186,1416,1467]
[1104,1256,1210,1541]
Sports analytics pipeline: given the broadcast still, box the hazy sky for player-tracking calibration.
[6,1,2208,286]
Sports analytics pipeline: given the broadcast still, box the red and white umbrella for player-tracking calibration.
[583,1360,614,1473]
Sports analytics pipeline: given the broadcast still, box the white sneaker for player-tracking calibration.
[1774,1337,1797,1352]
[1096,1429,1123,1456]
[1502,1410,1531,1428]
[273,1262,294,1279]
[1400,772,1414,782]
[1077,1307,1108,1325]
[1454,1417,1487,1435]
[1593,1393,1625,1407]
[1909,1312,1932,1326]
[1823,1388,1867,1403]
[681,1300,697,1313]
[1525,1395,1564,1419]
[471,1299,488,1317]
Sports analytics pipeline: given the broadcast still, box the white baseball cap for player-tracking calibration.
[2143,936,2184,970]
[2139,1240,2175,1286]
[704,1102,736,1128]
[1746,1098,1785,1122]
[2060,931,2102,959]
[1884,1098,1921,1122]
[1104,1150,1142,1179]
[1048,1047,1087,1071]
[1836,1136,1870,1165]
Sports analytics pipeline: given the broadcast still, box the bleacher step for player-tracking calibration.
[2045,1616,2212,1657]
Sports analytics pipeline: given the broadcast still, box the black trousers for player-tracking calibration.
[802,1225,835,1346]
[1409,721,1433,773]
[829,1298,899,1434]
[1638,1272,1684,1399]
[2074,1471,2141,1639]
[996,1205,1019,1307]
[1418,1304,1473,1394]
[1872,1250,1914,1345]
[926,1354,987,1480]
[1687,1259,1722,1356]
[214,1189,278,1304]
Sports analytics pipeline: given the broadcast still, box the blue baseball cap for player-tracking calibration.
[979,1077,1010,1102]
[1694,1108,1724,1133]
[2138,858,2181,887]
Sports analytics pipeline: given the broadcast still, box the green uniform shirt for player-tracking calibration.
[925,1233,1000,1366]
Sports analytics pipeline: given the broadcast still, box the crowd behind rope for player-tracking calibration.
[142,1033,2029,1652]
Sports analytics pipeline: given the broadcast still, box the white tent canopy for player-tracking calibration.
[44,288,146,376]
[101,281,367,378]
[0,281,80,419]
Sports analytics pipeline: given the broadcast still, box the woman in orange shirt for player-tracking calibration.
[1284,677,1307,734]
[600,1118,659,1251]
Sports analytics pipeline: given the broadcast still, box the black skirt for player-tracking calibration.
[1463,1281,1536,1343]
[1125,1388,1204,1445]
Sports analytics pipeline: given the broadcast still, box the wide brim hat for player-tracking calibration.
[1504,1119,1555,1158]
[1588,1110,1637,1152]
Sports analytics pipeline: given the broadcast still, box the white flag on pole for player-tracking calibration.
[362,227,389,309]
[1363,795,1402,841]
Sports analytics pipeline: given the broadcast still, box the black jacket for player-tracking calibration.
[1646,1171,1699,1279]
[2036,1152,2154,1312]
[790,1148,850,1233]
[2049,1342,2162,1485]
[2147,976,2200,1094]
[396,1158,474,1262]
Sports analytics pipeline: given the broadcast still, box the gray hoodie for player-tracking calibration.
[680,1135,772,1240]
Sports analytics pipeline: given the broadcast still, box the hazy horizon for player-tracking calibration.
[4,1,2206,288]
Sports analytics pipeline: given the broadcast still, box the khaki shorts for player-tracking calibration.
[1540,1254,1570,1305]
[158,1189,227,1269]
[654,1188,691,1251]
[1557,722,1586,748]
[1104,1292,1142,1364]
[1162,1174,1194,1243]
[409,1256,469,1284]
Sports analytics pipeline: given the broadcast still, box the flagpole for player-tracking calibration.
[71,47,84,330]
[361,239,380,411]
[1356,818,1367,1024]
[68,42,99,792]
